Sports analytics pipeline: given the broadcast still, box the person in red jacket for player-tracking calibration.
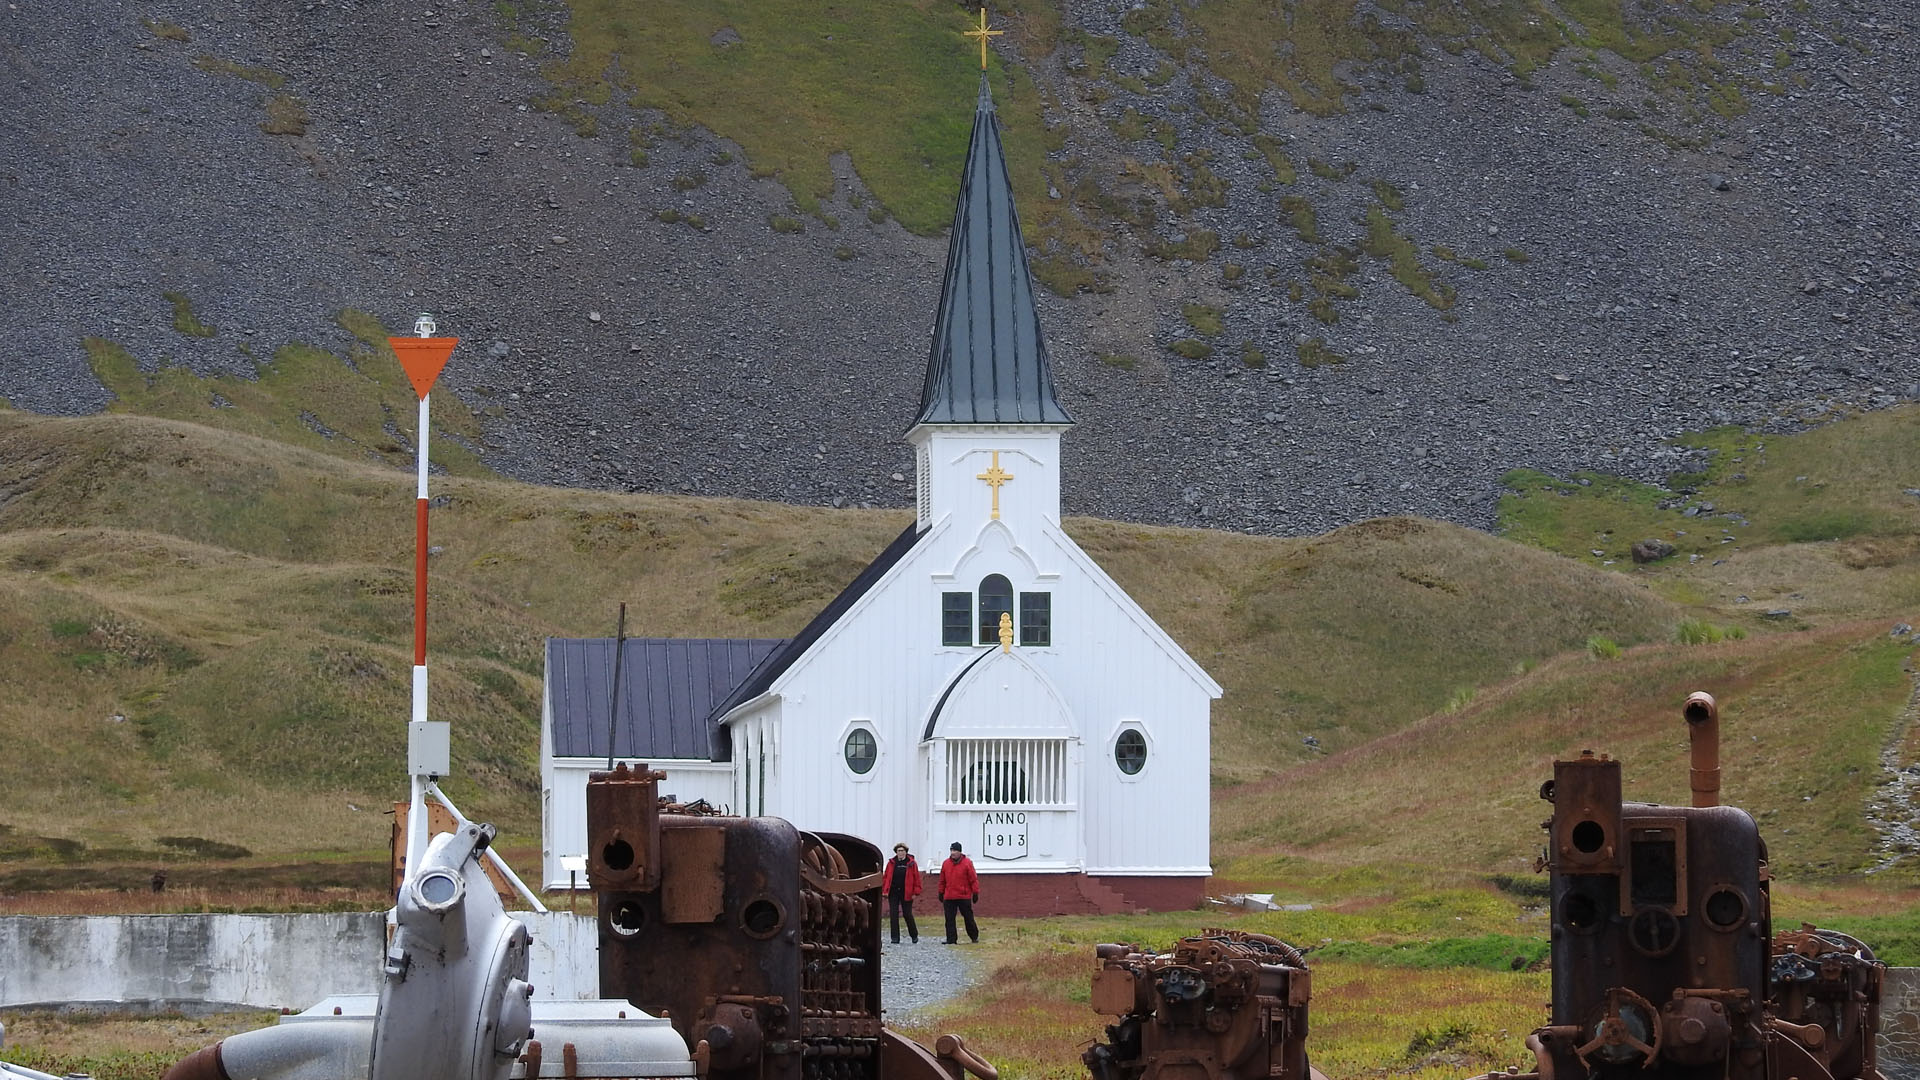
[882,843,921,944]
[937,841,980,943]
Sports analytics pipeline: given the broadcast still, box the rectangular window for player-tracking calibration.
[1019,592,1051,646]
[943,738,1069,806]
[942,592,972,646]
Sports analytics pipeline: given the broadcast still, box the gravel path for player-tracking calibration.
[880,937,992,1026]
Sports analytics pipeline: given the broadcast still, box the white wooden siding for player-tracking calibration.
[540,757,732,890]
[723,498,1212,876]
[519,422,1228,884]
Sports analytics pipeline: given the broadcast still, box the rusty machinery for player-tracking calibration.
[587,763,995,1080]
[1495,692,1885,1080]
[1082,930,1326,1080]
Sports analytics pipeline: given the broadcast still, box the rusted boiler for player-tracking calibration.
[1083,929,1324,1080]
[1507,692,1884,1080]
[587,763,993,1080]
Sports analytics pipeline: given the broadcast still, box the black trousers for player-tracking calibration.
[942,898,978,943]
[887,895,918,942]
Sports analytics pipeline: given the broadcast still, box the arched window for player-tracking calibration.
[977,574,1012,645]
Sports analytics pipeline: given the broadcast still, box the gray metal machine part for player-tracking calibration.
[372,823,534,1080]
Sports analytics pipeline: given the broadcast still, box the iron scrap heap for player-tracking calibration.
[1083,929,1325,1080]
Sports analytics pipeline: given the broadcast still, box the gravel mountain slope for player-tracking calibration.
[1,0,1913,537]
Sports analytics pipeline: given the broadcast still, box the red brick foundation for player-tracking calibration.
[919,872,1207,916]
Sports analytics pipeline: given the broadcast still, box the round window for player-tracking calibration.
[844,728,877,774]
[1115,730,1147,775]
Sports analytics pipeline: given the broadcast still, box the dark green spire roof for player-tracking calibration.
[914,76,1071,427]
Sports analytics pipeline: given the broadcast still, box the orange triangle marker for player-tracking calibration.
[389,337,460,400]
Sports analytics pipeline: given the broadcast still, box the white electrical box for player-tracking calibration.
[409,721,450,777]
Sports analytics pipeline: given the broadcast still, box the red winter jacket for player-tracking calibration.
[937,853,979,900]
[883,855,922,899]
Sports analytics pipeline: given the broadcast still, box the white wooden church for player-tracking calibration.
[540,76,1220,914]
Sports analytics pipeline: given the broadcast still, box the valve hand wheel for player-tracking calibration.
[1575,987,1662,1069]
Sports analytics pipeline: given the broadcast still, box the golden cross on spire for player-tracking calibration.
[976,450,1014,520]
[963,6,1002,71]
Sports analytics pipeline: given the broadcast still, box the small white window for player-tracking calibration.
[1110,722,1151,782]
[844,729,877,774]
[840,720,881,782]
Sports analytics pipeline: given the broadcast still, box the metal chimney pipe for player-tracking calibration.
[1684,691,1720,808]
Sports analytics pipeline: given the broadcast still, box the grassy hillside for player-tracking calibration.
[1215,622,1915,876]
[0,404,1695,867]
[0,402,1916,1080]
[0,365,1914,889]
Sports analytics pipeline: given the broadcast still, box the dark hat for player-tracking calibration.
[950,842,963,851]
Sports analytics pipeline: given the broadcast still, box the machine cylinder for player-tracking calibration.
[1685,691,1720,808]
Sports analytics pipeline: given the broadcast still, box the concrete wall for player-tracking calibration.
[0,912,599,1012]
[1882,967,1920,1080]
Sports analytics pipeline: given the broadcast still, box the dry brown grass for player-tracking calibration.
[1210,623,1917,876]
[0,1010,271,1060]
[0,885,387,916]
[891,930,1549,1080]
[1080,515,1684,783]
[1,404,1913,899]
[0,410,1698,868]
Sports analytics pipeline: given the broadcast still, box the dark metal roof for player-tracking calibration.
[547,637,786,762]
[706,522,928,754]
[913,75,1071,427]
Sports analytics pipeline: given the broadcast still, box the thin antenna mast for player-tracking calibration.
[605,602,628,771]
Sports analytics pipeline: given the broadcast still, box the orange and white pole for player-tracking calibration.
[389,314,458,883]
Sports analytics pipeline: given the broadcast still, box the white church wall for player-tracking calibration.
[915,427,1067,530]
[540,688,560,891]
[752,594,932,856]
[1040,526,1213,875]
[729,703,782,819]
[710,432,1218,882]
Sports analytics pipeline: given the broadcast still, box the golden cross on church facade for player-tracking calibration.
[963,7,1002,71]
[976,450,1014,520]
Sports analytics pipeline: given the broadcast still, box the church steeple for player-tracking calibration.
[912,74,1071,428]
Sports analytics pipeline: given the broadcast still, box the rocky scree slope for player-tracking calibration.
[0,0,1914,537]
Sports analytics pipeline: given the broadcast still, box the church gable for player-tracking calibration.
[923,650,1074,740]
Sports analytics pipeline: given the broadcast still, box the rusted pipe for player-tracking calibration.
[1764,1017,1826,1048]
[936,1034,999,1080]
[1527,1030,1555,1080]
[160,1043,227,1080]
[161,1019,370,1080]
[1685,691,1720,808]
